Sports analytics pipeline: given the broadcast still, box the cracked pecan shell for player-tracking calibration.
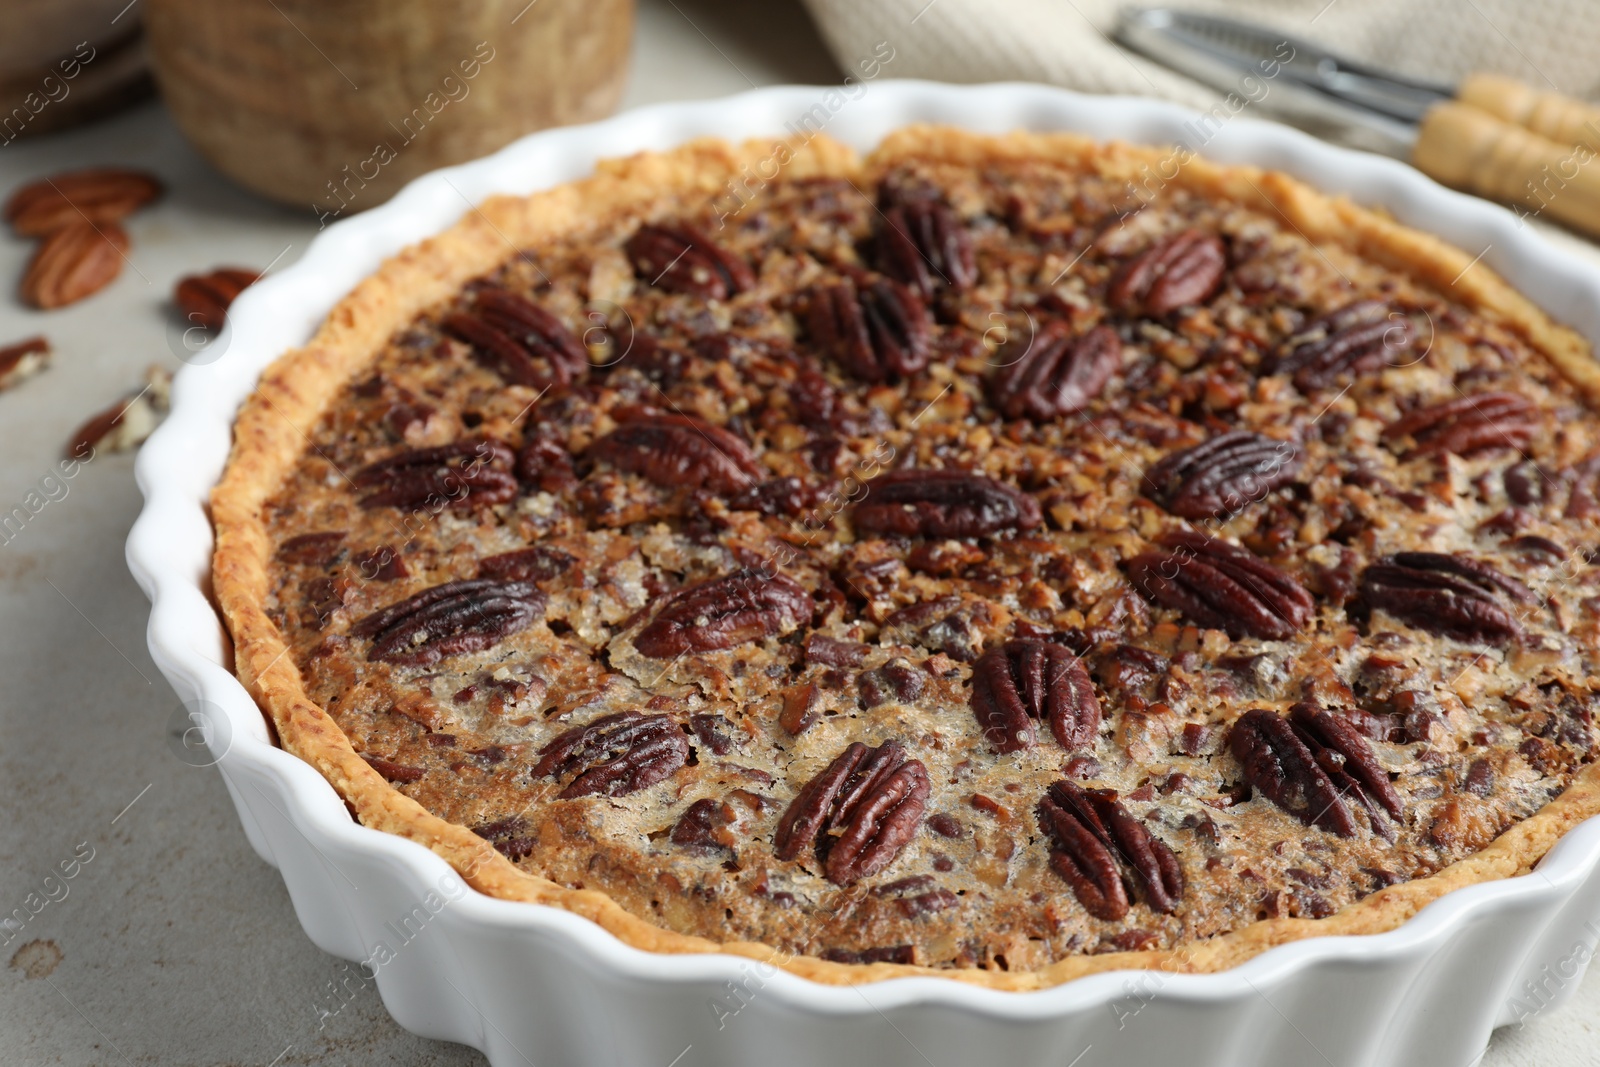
[970,640,1101,753]
[633,567,812,658]
[1126,529,1315,640]
[804,276,931,382]
[353,439,517,510]
[854,469,1042,538]
[1037,780,1184,920]
[1108,229,1226,317]
[587,413,763,493]
[1382,392,1538,457]
[1142,430,1302,520]
[874,197,976,297]
[1275,300,1411,391]
[989,321,1121,421]
[625,223,754,300]
[1358,552,1529,645]
[774,739,930,886]
[442,288,589,390]
[533,712,690,799]
[351,578,545,666]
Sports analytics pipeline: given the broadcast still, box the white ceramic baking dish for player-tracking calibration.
[127,81,1600,1067]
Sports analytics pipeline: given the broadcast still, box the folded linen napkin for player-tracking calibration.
[800,0,1600,108]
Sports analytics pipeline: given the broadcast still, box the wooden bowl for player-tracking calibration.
[143,0,633,211]
[0,0,152,140]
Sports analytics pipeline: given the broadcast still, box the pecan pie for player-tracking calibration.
[212,128,1600,989]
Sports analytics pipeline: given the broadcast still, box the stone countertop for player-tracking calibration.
[0,1,1593,1063]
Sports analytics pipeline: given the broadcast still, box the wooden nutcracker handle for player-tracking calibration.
[1456,72,1600,152]
[1413,100,1600,236]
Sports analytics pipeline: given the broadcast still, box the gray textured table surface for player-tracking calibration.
[0,2,1595,1064]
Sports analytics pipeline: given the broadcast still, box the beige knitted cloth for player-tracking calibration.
[800,0,1600,108]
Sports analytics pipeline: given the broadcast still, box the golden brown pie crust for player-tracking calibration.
[212,127,1600,990]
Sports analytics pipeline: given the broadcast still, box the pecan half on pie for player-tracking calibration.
[212,128,1600,989]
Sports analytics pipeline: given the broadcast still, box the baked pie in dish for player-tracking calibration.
[211,127,1600,990]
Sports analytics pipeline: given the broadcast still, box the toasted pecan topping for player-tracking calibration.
[534,713,690,799]
[252,145,1600,972]
[352,578,544,666]
[1126,530,1314,640]
[854,469,1041,539]
[775,740,930,886]
[634,568,812,658]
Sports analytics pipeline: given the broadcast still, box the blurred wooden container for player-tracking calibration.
[143,0,633,212]
[0,0,152,140]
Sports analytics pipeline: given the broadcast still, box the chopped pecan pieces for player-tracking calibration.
[1126,530,1314,640]
[1464,759,1495,797]
[1276,300,1410,391]
[670,797,732,851]
[1382,392,1538,456]
[858,661,925,707]
[774,739,929,886]
[587,413,763,493]
[443,288,588,390]
[1503,458,1549,508]
[362,754,425,783]
[670,788,768,852]
[533,712,690,799]
[854,469,1041,538]
[1142,430,1301,520]
[1229,704,1403,838]
[688,713,737,755]
[0,335,51,392]
[804,276,931,382]
[353,439,517,510]
[874,197,976,297]
[633,568,812,658]
[819,944,915,965]
[64,364,170,457]
[476,545,576,584]
[516,433,578,494]
[1037,780,1183,920]
[780,682,822,735]
[276,531,346,566]
[805,634,869,668]
[352,578,545,666]
[990,321,1121,421]
[1108,230,1226,317]
[895,887,959,918]
[970,640,1101,753]
[473,816,536,860]
[354,544,408,581]
[625,223,754,300]
[1359,552,1529,645]
[1565,454,1600,519]
[727,476,825,517]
